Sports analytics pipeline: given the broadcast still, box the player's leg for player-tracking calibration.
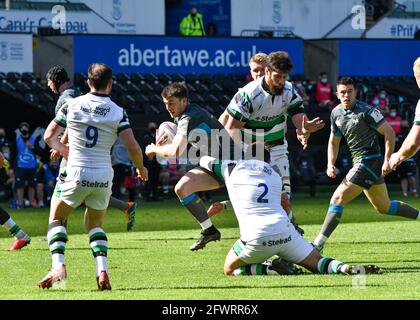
[408,175,417,197]
[364,183,419,219]
[0,206,30,250]
[84,207,111,290]
[207,200,232,217]
[175,167,222,251]
[224,233,302,276]
[313,179,364,251]
[279,227,380,275]
[38,199,74,289]
[83,169,113,290]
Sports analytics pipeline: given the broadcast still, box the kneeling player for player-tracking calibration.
[200,143,380,276]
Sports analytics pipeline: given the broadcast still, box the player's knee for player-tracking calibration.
[376,205,389,214]
[224,266,234,275]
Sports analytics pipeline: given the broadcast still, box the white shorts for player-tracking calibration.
[232,223,313,264]
[56,167,113,210]
[269,145,290,193]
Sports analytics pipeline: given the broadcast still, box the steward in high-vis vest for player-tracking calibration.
[179,8,205,36]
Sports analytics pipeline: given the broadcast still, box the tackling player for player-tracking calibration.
[200,142,380,276]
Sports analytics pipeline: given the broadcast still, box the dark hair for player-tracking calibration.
[161,82,189,100]
[266,51,293,73]
[244,142,270,163]
[19,122,30,130]
[46,65,69,88]
[320,72,327,77]
[88,63,113,90]
[337,77,355,88]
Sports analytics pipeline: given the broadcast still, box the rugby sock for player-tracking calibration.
[220,200,233,210]
[317,257,346,274]
[47,220,67,270]
[387,200,419,220]
[180,193,213,230]
[314,204,344,247]
[109,196,129,212]
[0,208,29,240]
[89,227,109,277]
[233,264,272,275]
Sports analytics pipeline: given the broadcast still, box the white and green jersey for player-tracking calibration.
[54,92,130,169]
[415,99,420,125]
[226,77,304,151]
[206,157,289,242]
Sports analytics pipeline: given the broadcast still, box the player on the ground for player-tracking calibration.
[200,142,380,276]
[210,51,325,230]
[312,77,419,252]
[389,57,420,170]
[38,63,148,290]
[0,152,31,250]
[145,82,237,251]
[46,65,137,231]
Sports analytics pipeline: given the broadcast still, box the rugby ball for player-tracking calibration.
[156,121,177,145]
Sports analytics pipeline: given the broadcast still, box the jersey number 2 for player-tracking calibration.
[257,183,268,203]
[85,126,98,148]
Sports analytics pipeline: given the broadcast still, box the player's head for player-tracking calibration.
[265,51,293,95]
[413,57,420,89]
[336,77,357,109]
[161,82,189,118]
[249,53,268,80]
[87,63,113,94]
[244,141,270,163]
[46,65,70,95]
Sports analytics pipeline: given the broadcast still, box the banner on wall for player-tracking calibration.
[0,0,164,35]
[73,35,304,75]
[339,40,420,76]
[366,18,420,38]
[0,33,33,73]
[231,0,363,39]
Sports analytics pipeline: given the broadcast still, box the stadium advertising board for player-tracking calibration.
[0,0,164,35]
[231,0,363,39]
[339,40,420,76]
[366,18,420,38]
[0,33,33,73]
[73,35,303,75]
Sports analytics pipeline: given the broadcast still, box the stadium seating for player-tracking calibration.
[1,71,417,122]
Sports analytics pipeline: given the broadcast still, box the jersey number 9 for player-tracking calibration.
[85,125,98,148]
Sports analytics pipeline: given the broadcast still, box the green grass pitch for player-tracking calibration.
[0,187,419,300]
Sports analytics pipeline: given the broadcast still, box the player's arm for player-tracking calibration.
[376,121,396,175]
[389,125,420,170]
[44,120,67,159]
[146,133,188,159]
[218,110,230,126]
[327,132,341,179]
[224,114,245,145]
[119,128,148,181]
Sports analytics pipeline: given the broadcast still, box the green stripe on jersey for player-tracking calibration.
[245,115,286,128]
[227,105,249,122]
